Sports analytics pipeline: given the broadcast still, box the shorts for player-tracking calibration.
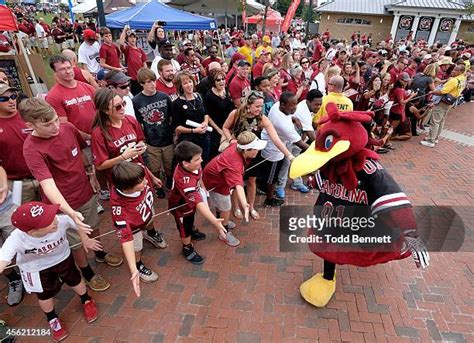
[68,196,99,250]
[38,38,49,49]
[36,253,82,300]
[208,191,232,212]
[0,204,17,244]
[133,231,143,252]
[244,151,262,179]
[257,157,284,185]
[389,112,402,121]
[8,178,41,203]
[146,144,174,177]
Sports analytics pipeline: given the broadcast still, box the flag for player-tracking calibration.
[281,0,301,33]
[68,0,75,24]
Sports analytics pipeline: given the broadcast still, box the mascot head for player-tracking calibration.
[290,103,378,190]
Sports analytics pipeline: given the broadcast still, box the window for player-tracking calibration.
[336,18,372,26]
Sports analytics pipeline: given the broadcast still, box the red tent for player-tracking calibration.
[0,5,18,32]
[245,8,283,26]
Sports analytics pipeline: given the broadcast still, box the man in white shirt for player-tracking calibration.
[150,40,180,78]
[260,92,309,206]
[78,29,101,75]
[34,19,49,56]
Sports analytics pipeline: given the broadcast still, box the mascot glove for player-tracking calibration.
[405,236,430,269]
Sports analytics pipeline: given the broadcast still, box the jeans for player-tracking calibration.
[276,144,303,189]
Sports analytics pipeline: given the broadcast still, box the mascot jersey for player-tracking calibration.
[311,159,413,267]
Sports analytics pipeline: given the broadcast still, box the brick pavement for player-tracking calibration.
[1,104,473,342]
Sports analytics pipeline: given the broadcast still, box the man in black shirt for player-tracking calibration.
[133,67,174,191]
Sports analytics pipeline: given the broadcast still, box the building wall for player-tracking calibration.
[319,13,394,42]
[457,21,474,42]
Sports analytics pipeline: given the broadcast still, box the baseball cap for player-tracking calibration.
[97,69,106,81]
[106,71,131,85]
[0,83,16,95]
[262,35,271,43]
[231,52,245,64]
[11,202,60,232]
[422,54,432,60]
[158,39,173,48]
[83,29,96,41]
[378,49,388,56]
[183,39,192,45]
[237,136,267,150]
[462,52,471,59]
[400,72,411,81]
[126,30,137,37]
[237,60,251,67]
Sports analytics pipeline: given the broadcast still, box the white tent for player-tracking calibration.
[165,0,266,16]
[72,0,96,14]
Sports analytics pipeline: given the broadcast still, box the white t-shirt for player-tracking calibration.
[294,100,315,132]
[261,102,301,162]
[150,56,181,79]
[78,41,101,74]
[35,23,45,39]
[0,215,76,273]
[310,72,326,95]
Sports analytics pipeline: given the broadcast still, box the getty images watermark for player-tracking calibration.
[279,206,472,253]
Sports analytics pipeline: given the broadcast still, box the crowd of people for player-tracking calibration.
[0,16,473,341]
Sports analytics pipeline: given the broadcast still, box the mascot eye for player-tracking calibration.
[324,135,334,149]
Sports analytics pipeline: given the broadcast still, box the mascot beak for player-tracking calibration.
[289,140,351,178]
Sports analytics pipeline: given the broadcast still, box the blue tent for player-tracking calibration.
[105,0,217,30]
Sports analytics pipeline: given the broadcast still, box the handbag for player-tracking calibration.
[218,136,231,153]
[440,93,457,105]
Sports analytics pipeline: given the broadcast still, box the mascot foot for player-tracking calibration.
[299,273,336,307]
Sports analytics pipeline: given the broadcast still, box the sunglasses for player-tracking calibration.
[114,100,127,111]
[118,83,130,89]
[301,60,309,64]
[0,93,17,102]
[215,78,225,82]
[248,90,264,99]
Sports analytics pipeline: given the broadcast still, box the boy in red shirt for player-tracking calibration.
[110,162,161,297]
[0,202,101,341]
[19,98,122,293]
[169,142,227,264]
[99,27,123,72]
[119,27,147,96]
[203,132,266,247]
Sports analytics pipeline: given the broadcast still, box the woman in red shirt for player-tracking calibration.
[388,73,417,133]
[91,88,166,247]
[341,61,361,103]
[287,64,308,102]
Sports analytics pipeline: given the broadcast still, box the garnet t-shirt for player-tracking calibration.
[228,75,251,101]
[23,122,93,209]
[91,115,145,168]
[122,45,147,80]
[45,81,96,134]
[0,112,32,180]
[99,43,121,68]
[202,144,245,195]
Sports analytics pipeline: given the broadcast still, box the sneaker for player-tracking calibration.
[264,198,284,207]
[155,187,166,199]
[99,189,110,201]
[96,202,104,214]
[144,231,168,248]
[420,140,435,148]
[182,246,204,265]
[86,274,111,292]
[7,279,24,306]
[435,139,439,144]
[219,231,240,247]
[256,187,267,195]
[82,299,98,323]
[48,318,68,342]
[291,183,310,193]
[274,187,285,199]
[95,252,123,267]
[138,263,159,283]
[190,228,207,241]
[225,220,236,230]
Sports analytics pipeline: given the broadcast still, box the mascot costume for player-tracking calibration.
[289,103,430,307]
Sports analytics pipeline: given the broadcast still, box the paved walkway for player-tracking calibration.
[2,104,473,342]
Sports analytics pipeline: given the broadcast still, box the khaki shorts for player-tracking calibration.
[208,191,232,212]
[38,38,49,49]
[67,196,99,250]
[7,178,41,203]
[146,144,174,177]
[0,204,17,244]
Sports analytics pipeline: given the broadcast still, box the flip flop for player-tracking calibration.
[233,208,243,220]
[250,209,260,220]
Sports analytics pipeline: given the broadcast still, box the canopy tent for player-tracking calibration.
[105,0,217,30]
[73,0,135,15]
[165,0,265,16]
[0,4,18,31]
[245,8,282,33]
